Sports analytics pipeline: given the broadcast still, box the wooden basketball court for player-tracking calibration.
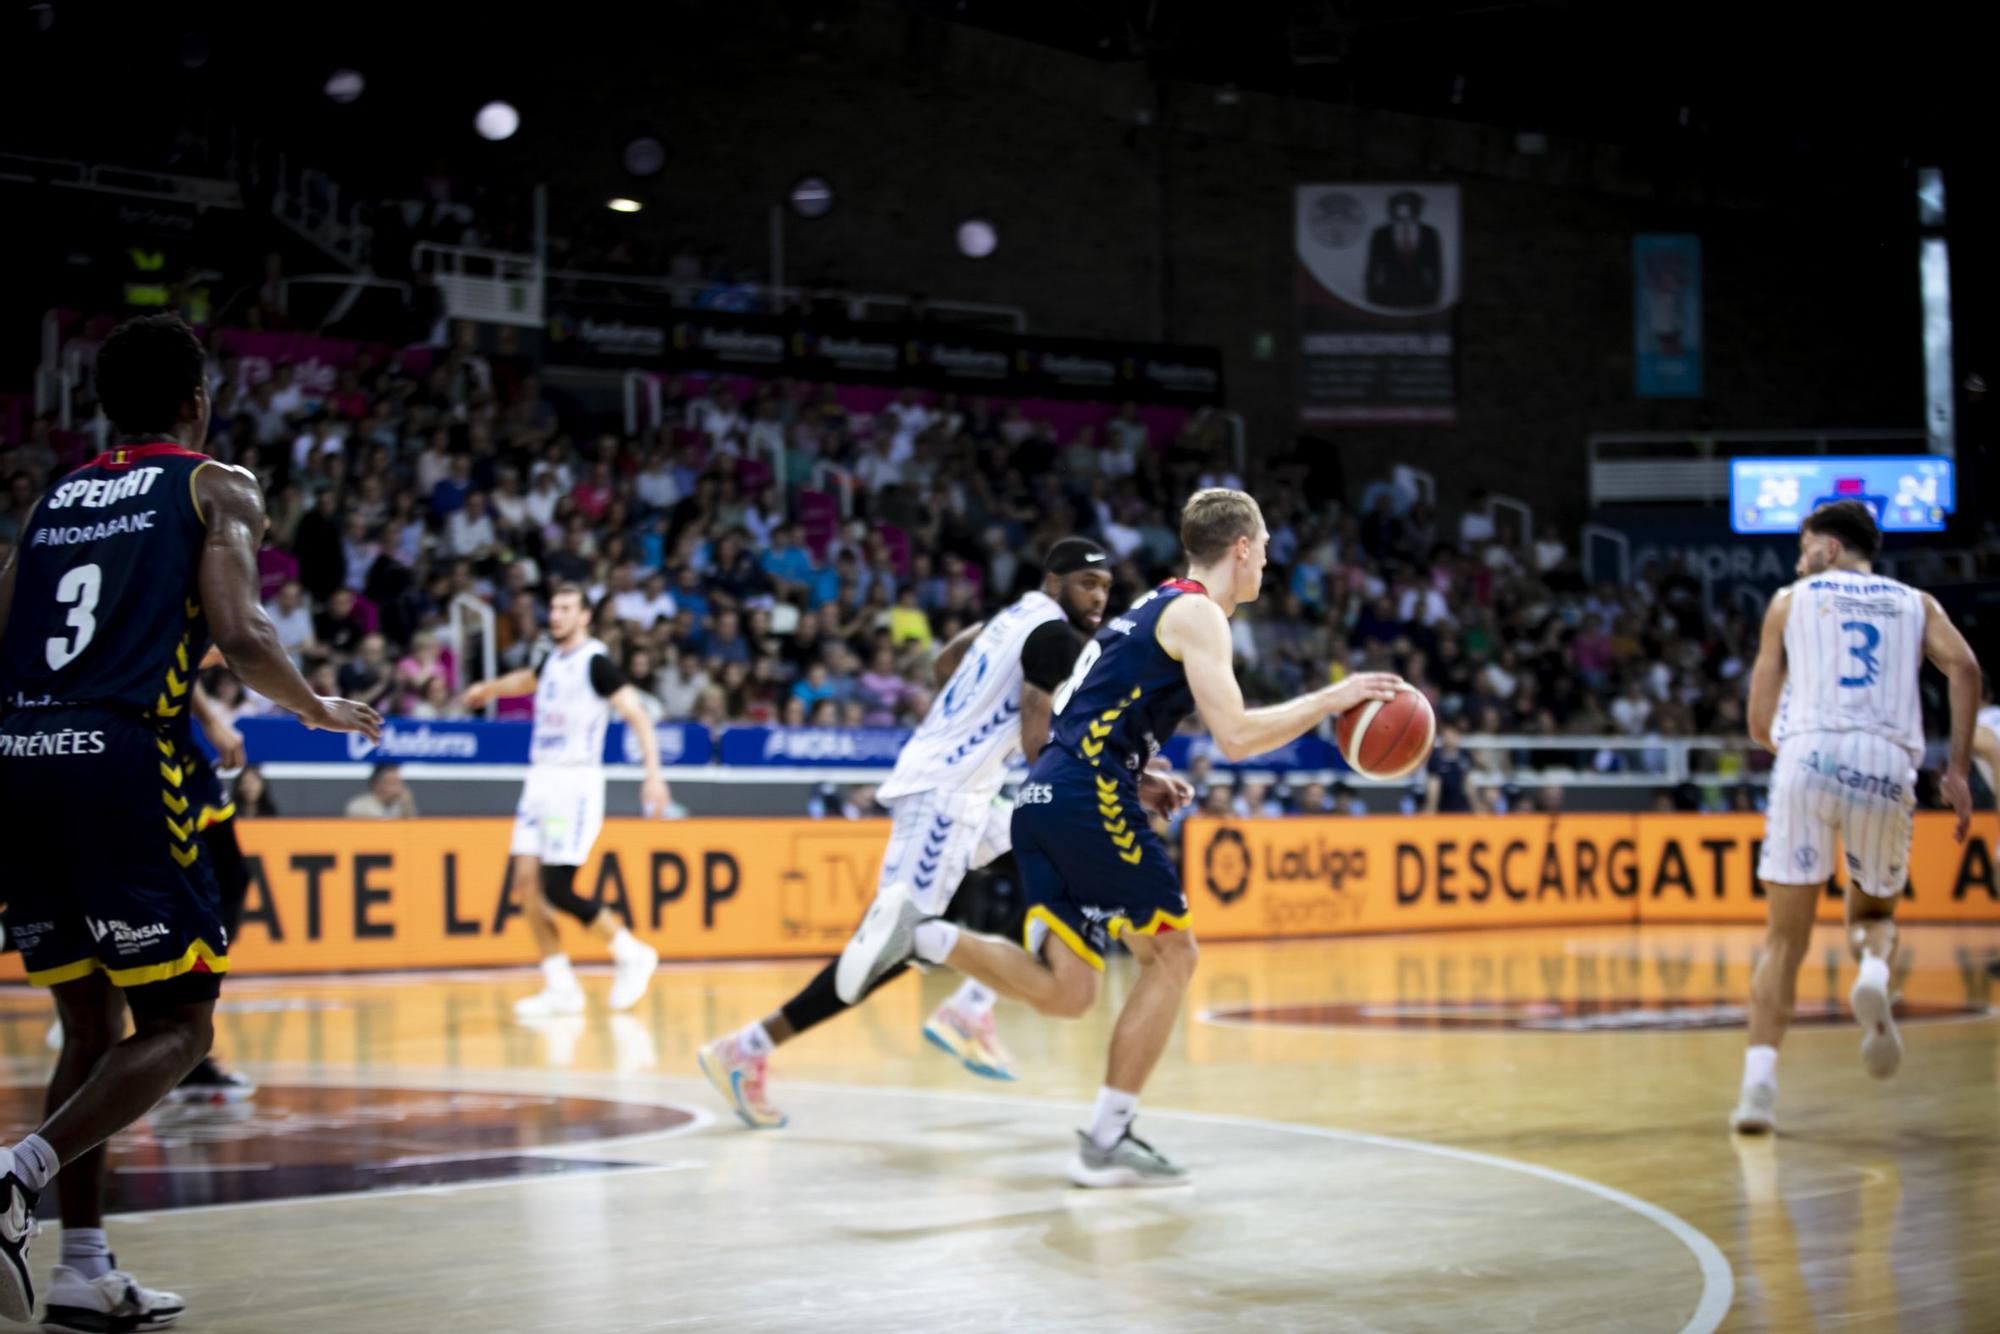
[3,923,1996,1332]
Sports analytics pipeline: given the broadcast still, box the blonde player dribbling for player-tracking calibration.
[1732,500,1980,1134]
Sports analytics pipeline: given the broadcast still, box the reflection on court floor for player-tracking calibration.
[1,923,1996,1332]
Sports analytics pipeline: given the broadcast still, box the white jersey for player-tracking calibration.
[1977,704,2000,795]
[1773,569,1926,766]
[529,636,615,769]
[875,591,1068,804]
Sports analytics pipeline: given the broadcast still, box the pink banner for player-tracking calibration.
[214,330,423,398]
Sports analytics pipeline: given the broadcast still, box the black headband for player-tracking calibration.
[1044,538,1110,576]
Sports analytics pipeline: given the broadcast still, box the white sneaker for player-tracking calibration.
[513,985,585,1019]
[835,882,924,1004]
[608,942,659,1012]
[40,1263,185,1332]
[1851,972,1903,1079]
[1067,1128,1191,1188]
[1730,1081,1777,1134]
[1,1157,37,1324]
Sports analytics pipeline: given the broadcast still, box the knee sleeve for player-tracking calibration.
[540,865,602,927]
[778,958,909,1036]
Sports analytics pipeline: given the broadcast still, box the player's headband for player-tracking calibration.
[1044,538,1110,576]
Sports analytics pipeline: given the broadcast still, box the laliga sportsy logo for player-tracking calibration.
[347,724,481,761]
[1203,828,1251,906]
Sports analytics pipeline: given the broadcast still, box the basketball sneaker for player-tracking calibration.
[40,1263,185,1332]
[696,1036,787,1129]
[923,1003,1017,1081]
[166,1057,257,1106]
[1,1154,37,1323]
[608,939,660,1012]
[835,882,924,1004]
[1730,1081,1777,1135]
[1851,970,1903,1080]
[1068,1127,1189,1188]
[514,983,585,1020]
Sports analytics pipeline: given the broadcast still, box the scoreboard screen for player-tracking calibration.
[1729,456,1954,535]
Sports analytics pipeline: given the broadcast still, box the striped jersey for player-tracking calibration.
[1,442,215,733]
[529,637,615,768]
[1048,578,1204,783]
[876,591,1067,803]
[1774,569,1926,766]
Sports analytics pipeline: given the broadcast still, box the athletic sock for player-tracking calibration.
[59,1227,111,1281]
[541,955,578,990]
[737,1021,775,1059]
[1857,953,1891,990]
[1744,1044,1778,1088]
[948,978,996,1016]
[1087,1088,1140,1151]
[913,920,960,964]
[8,1133,58,1191]
[609,928,651,965]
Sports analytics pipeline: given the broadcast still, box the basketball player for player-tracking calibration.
[0,314,381,1328]
[840,490,1401,1185]
[696,539,1114,1128]
[169,678,257,1101]
[43,677,260,1104]
[1976,676,2000,981]
[1731,500,1980,1134]
[463,584,670,1017]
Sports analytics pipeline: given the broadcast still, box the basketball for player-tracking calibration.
[1336,684,1436,780]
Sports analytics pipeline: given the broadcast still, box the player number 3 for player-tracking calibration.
[45,562,103,671]
[1838,619,1881,689]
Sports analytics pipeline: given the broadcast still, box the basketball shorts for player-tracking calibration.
[1010,752,1187,971]
[180,744,237,832]
[510,766,607,866]
[1757,731,1917,898]
[878,790,1012,917]
[0,709,228,1002]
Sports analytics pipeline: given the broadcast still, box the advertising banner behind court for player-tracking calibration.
[1297,183,1461,425]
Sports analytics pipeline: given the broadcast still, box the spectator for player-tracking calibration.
[338,633,396,709]
[792,662,836,710]
[315,586,369,659]
[1611,677,1654,736]
[292,486,345,599]
[345,764,420,819]
[396,630,456,711]
[615,569,677,630]
[235,766,278,818]
[1423,727,1474,814]
[887,586,934,648]
[441,488,496,561]
[430,454,475,519]
[263,581,318,663]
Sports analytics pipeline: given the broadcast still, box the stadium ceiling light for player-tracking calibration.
[607,197,644,214]
[475,101,521,141]
[624,137,666,177]
[788,176,835,219]
[325,69,365,103]
[956,218,998,258]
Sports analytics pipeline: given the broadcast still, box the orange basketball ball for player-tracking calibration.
[1335,684,1436,781]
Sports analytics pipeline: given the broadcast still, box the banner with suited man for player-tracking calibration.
[1297,182,1461,425]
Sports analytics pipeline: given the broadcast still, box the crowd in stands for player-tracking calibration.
[1,324,1781,802]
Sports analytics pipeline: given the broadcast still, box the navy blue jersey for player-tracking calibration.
[1048,578,1206,781]
[2,442,214,732]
